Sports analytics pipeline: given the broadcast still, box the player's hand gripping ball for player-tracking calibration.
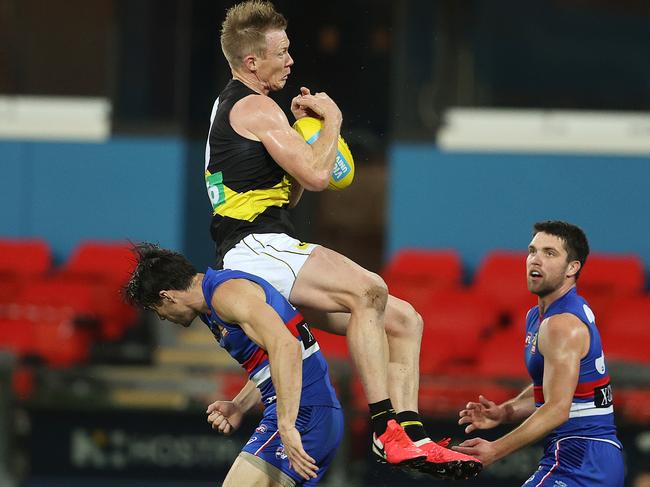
[292,116,354,190]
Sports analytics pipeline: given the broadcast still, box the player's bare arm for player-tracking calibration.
[231,93,341,191]
[206,380,261,435]
[458,384,537,434]
[211,279,318,480]
[500,384,536,423]
[454,313,588,465]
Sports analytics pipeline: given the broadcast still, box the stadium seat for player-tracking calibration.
[578,253,646,334]
[616,389,650,423]
[58,241,136,285]
[418,290,501,374]
[472,251,535,324]
[475,326,529,380]
[0,238,52,303]
[383,249,462,312]
[12,279,118,339]
[600,295,650,364]
[312,329,348,360]
[0,317,90,367]
[0,238,52,277]
[579,253,645,297]
[52,241,139,339]
[418,377,519,417]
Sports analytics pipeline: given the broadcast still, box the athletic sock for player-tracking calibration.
[396,410,430,444]
[369,399,396,437]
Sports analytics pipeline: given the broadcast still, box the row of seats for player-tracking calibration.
[1,240,647,371]
[383,249,646,319]
[0,239,137,366]
[315,248,650,374]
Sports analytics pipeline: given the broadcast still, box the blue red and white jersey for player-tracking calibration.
[524,287,621,448]
[199,268,340,409]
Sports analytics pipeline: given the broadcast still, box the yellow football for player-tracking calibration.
[292,116,354,190]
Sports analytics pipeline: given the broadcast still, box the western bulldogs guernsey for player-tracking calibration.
[525,287,620,447]
[523,287,624,487]
[199,267,340,410]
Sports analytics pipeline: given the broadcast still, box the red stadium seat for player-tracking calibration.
[579,253,645,334]
[579,253,645,297]
[418,377,519,417]
[312,329,349,360]
[472,251,534,324]
[600,296,650,364]
[0,317,90,367]
[616,389,650,422]
[0,238,52,277]
[419,290,501,374]
[475,326,530,380]
[12,279,129,340]
[51,241,139,339]
[383,249,463,311]
[59,241,137,285]
[0,239,52,304]
[0,318,36,354]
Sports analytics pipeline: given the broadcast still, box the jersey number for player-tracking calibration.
[595,383,613,408]
[296,321,316,350]
[206,171,226,209]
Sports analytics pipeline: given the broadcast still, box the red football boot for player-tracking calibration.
[416,439,483,480]
[372,420,427,467]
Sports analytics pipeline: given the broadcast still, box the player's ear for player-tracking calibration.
[159,290,175,303]
[566,260,581,279]
[243,54,257,72]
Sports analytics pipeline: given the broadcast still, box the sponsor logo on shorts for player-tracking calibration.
[275,446,287,460]
[553,481,568,487]
[256,424,268,434]
[246,436,258,445]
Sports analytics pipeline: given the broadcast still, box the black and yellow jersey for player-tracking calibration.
[205,79,296,265]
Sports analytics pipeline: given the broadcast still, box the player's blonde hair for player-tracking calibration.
[220,1,287,68]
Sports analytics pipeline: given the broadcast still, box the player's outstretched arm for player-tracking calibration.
[458,394,509,434]
[458,385,537,434]
[453,314,587,466]
[211,279,318,481]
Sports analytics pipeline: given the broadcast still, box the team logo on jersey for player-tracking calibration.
[210,320,228,340]
[525,332,533,345]
[256,424,268,433]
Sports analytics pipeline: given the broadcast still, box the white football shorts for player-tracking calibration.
[222,233,318,299]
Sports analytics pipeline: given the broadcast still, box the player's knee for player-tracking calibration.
[386,300,423,339]
[357,272,388,313]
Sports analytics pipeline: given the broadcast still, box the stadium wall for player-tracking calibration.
[0,138,188,262]
[388,144,650,280]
